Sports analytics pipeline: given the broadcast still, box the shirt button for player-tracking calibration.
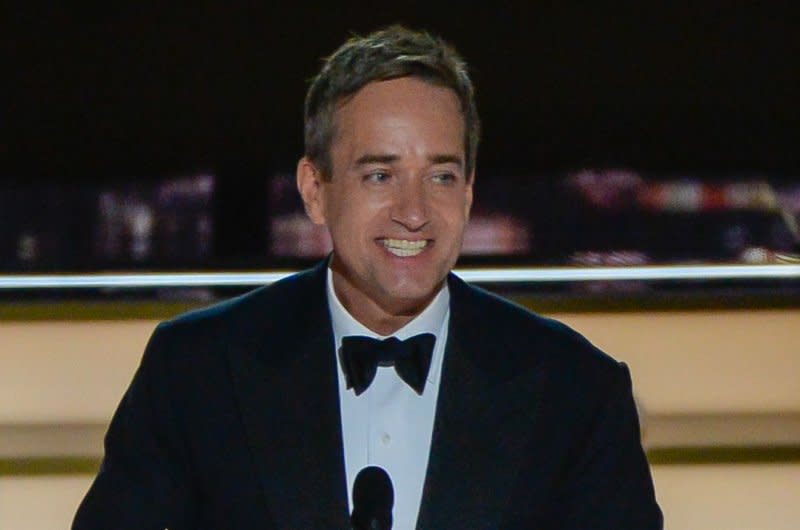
[381,433,391,446]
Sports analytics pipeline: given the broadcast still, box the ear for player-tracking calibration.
[296,156,327,225]
[464,170,475,219]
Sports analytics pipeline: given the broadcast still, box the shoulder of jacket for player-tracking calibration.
[155,265,321,338]
[453,276,622,378]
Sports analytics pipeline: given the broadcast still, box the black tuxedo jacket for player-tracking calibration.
[74,261,662,529]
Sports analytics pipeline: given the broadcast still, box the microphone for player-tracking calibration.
[350,466,394,530]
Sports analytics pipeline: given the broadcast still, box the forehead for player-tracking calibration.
[331,77,465,158]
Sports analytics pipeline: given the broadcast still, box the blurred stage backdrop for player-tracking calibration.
[2,171,798,269]
[1,3,799,530]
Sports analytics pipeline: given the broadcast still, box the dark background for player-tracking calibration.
[5,2,798,178]
[2,2,798,274]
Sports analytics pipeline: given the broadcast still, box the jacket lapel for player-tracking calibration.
[224,265,551,528]
[416,274,549,529]
[226,263,350,529]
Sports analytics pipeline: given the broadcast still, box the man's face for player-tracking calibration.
[298,77,473,323]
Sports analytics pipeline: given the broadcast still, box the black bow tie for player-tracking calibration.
[340,333,436,396]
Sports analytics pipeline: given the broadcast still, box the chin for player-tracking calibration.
[382,276,445,307]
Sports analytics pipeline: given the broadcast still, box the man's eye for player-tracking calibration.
[365,172,390,183]
[432,173,456,184]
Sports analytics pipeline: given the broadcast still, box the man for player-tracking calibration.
[74,26,662,529]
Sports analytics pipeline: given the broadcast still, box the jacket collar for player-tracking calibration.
[416,273,548,529]
[226,260,350,528]
[227,262,547,529]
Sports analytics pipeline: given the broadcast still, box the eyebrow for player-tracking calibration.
[428,154,464,166]
[354,153,464,167]
[354,154,400,166]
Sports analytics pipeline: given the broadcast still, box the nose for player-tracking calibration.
[390,179,429,231]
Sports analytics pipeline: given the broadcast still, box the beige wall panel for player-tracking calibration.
[0,476,92,530]
[1,466,799,530]
[1,310,798,423]
[555,310,800,414]
[0,321,158,423]
[651,464,800,530]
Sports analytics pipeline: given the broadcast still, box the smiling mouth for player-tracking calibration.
[379,238,429,257]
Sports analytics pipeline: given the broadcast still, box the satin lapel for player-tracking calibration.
[416,275,548,529]
[226,264,350,529]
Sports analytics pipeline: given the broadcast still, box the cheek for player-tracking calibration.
[327,200,381,240]
[346,196,389,226]
[439,198,471,228]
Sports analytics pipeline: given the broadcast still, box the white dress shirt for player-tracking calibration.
[326,268,450,530]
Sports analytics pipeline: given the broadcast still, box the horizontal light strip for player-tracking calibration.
[0,264,798,290]
[457,264,800,283]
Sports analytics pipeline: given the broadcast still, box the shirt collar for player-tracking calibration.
[326,266,450,385]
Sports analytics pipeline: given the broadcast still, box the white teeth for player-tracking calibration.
[381,239,428,257]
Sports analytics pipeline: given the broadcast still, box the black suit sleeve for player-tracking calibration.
[72,325,197,530]
[555,362,663,530]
